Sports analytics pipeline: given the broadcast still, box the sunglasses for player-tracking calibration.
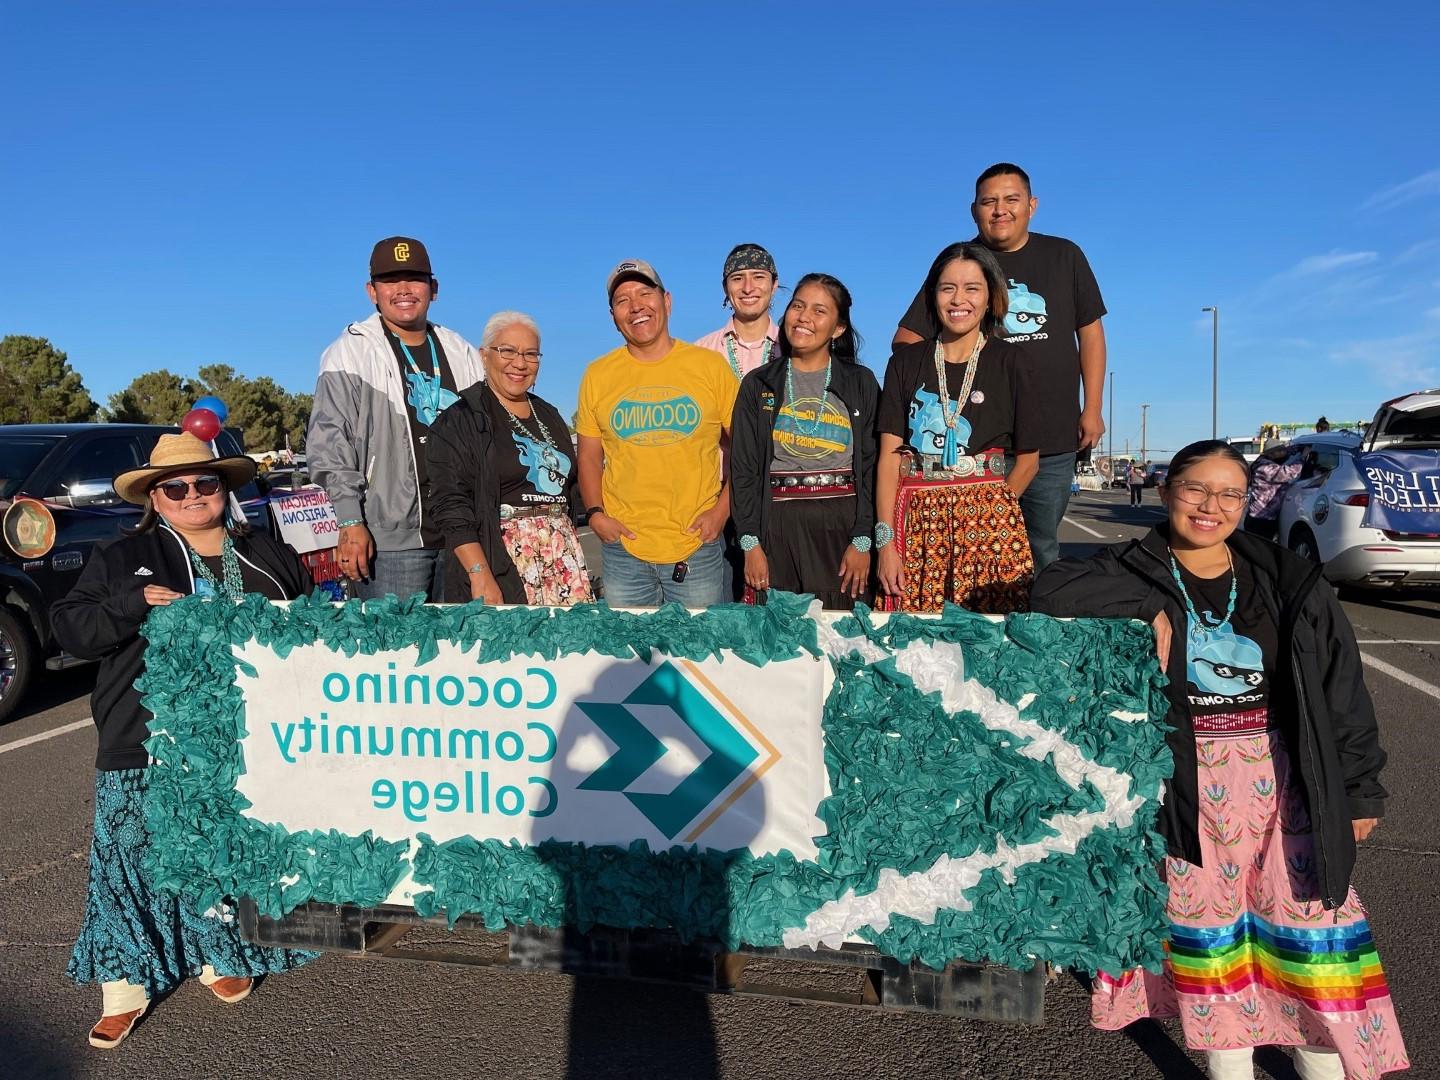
[155,475,223,501]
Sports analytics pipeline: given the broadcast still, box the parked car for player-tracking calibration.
[1276,390,1440,593]
[1145,464,1169,488]
[0,424,265,722]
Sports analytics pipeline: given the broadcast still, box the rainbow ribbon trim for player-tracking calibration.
[1168,912,1391,1012]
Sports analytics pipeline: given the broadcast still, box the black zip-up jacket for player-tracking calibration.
[426,384,579,605]
[51,525,311,771]
[1031,525,1388,908]
[730,356,880,545]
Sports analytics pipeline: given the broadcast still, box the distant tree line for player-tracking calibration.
[0,334,311,452]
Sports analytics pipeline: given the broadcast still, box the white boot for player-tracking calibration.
[1293,1044,1345,1080]
[1206,1047,1255,1080]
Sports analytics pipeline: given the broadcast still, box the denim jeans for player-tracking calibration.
[601,539,727,609]
[354,547,445,602]
[1018,451,1077,570]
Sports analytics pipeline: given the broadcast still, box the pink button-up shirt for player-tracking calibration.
[694,317,780,380]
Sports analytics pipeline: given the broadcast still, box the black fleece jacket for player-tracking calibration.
[1031,525,1388,908]
[730,356,880,544]
[50,525,311,771]
[426,384,579,605]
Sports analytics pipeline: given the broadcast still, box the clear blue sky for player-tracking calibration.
[4,2,1438,458]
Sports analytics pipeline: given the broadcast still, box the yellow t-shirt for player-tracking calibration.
[575,339,739,563]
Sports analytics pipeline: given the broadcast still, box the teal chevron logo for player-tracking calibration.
[577,661,760,839]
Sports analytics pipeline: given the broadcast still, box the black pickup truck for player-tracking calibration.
[0,423,265,722]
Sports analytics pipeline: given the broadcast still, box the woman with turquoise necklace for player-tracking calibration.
[52,433,315,1050]
[730,272,878,609]
[1032,440,1407,1080]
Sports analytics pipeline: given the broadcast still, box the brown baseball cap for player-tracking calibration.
[370,236,433,278]
[606,259,664,301]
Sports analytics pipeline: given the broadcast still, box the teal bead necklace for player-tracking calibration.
[1168,547,1237,641]
[785,355,833,437]
[189,536,245,601]
[725,334,771,380]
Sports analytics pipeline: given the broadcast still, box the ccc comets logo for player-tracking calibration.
[610,385,701,446]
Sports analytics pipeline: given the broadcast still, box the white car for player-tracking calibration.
[1276,390,1440,592]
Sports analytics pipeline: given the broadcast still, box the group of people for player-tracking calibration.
[309,162,1107,619]
[50,160,1408,1079]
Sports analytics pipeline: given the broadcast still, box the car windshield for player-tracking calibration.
[0,435,62,499]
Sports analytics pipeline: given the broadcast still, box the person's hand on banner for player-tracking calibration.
[1151,610,1172,673]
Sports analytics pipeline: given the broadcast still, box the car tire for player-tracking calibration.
[1288,526,1322,564]
[0,606,38,724]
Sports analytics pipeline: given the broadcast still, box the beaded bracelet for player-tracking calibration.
[874,522,894,549]
[739,534,760,552]
[851,536,873,553]
[337,518,363,529]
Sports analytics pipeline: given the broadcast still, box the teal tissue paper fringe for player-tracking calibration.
[139,592,1171,977]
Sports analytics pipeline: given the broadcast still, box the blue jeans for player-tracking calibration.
[355,547,445,602]
[1019,451,1076,571]
[601,539,727,609]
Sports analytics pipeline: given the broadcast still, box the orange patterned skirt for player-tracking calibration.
[890,476,1033,614]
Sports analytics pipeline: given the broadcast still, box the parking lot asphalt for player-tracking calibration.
[1,488,1432,1079]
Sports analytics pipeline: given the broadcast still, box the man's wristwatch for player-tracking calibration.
[874,522,895,549]
[585,505,605,518]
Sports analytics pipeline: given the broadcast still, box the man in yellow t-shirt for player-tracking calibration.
[576,259,739,608]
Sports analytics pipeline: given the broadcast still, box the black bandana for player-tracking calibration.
[723,243,776,280]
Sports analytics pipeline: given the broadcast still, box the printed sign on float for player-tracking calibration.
[269,487,338,553]
[1358,449,1440,533]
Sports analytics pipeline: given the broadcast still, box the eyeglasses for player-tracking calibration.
[1168,480,1249,513]
[487,345,542,363]
[156,475,223,501]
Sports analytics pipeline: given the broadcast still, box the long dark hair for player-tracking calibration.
[921,242,1009,338]
[128,479,252,537]
[777,272,862,363]
[1165,440,1250,486]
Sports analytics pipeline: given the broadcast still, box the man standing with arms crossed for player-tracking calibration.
[309,237,484,600]
[893,163,1107,569]
[577,260,739,608]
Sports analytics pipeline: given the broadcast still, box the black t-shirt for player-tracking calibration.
[382,325,459,546]
[877,339,1041,457]
[1175,558,1278,735]
[481,388,573,508]
[898,233,1106,455]
[194,552,289,601]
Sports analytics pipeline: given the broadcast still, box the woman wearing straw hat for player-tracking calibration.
[51,433,315,1050]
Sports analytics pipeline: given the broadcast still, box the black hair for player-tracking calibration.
[974,162,1032,197]
[921,242,1010,338]
[127,479,252,538]
[1165,440,1250,486]
[777,273,862,363]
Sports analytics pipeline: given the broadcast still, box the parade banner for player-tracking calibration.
[1358,449,1440,533]
[139,594,1173,976]
[268,487,338,554]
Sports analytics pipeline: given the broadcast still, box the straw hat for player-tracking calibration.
[114,433,257,506]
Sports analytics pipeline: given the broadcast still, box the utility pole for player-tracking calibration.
[1107,370,1114,476]
[1140,403,1150,465]
[1202,306,1219,438]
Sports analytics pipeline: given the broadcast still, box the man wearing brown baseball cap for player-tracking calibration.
[308,236,484,600]
[575,259,739,608]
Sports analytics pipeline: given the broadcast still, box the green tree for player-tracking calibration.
[104,369,200,424]
[0,335,98,423]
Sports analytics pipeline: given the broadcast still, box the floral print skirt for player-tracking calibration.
[68,769,314,997]
[501,513,593,607]
[890,477,1032,614]
[1091,731,1408,1078]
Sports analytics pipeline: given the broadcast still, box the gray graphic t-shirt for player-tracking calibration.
[770,365,854,473]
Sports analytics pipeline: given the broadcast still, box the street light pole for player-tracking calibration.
[1140,403,1150,465]
[1202,306,1219,438]
[1107,369,1115,477]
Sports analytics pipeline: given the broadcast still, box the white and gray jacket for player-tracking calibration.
[308,313,483,551]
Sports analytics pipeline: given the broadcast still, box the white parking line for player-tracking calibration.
[0,718,92,756]
[1062,515,1108,539]
[1356,640,1440,645]
[1360,654,1440,701]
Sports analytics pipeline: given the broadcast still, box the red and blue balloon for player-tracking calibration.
[182,396,229,442]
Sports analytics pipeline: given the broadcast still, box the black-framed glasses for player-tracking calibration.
[1169,480,1249,513]
[487,345,542,363]
[156,475,223,501]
